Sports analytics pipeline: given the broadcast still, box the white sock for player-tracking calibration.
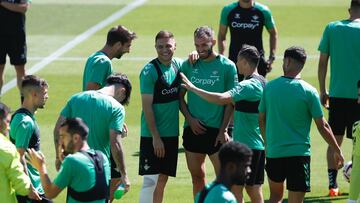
[139,174,159,203]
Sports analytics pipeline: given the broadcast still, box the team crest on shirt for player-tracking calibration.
[251,15,260,23]
[235,13,241,19]
[192,68,199,74]
[210,71,220,81]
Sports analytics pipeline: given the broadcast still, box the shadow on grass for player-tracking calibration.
[259,193,348,203]
[132,147,186,156]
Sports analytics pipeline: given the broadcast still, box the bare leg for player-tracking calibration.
[185,150,206,198]
[245,185,264,203]
[153,174,168,203]
[14,64,25,91]
[268,178,284,203]
[288,190,305,203]
[209,152,220,176]
[327,135,343,189]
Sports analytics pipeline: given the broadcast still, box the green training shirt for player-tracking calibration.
[258,77,323,158]
[54,149,110,203]
[181,55,237,128]
[229,75,265,150]
[140,58,183,137]
[61,91,124,160]
[9,110,44,194]
[82,51,113,91]
[194,182,237,203]
[318,20,360,99]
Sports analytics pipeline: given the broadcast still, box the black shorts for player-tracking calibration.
[110,154,121,179]
[16,194,53,203]
[266,156,311,192]
[182,125,221,155]
[0,34,27,65]
[329,97,360,138]
[139,136,179,177]
[237,149,265,186]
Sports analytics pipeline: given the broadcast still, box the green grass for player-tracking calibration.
[1,0,354,202]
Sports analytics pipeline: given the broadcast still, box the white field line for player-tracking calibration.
[2,0,147,95]
[25,55,320,62]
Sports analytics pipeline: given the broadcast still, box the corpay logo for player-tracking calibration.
[231,21,259,29]
[191,77,216,86]
[161,87,178,95]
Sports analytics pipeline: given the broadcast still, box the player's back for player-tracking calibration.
[61,91,125,159]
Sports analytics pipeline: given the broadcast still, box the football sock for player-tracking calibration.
[328,169,338,189]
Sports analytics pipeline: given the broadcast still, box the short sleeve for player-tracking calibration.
[54,157,73,189]
[140,64,156,94]
[225,64,238,91]
[258,88,266,113]
[60,97,73,118]
[180,60,191,76]
[87,59,112,87]
[220,6,229,26]
[229,83,249,102]
[263,7,275,30]
[309,89,324,118]
[14,120,33,149]
[109,106,125,132]
[318,24,330,54]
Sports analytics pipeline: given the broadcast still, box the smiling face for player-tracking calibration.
[194,36,215,60]
[155,37,176,64]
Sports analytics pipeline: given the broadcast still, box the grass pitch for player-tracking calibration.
[1,0,353,202]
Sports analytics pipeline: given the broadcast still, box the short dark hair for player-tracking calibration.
[155,30,174,42]
[0,102,10,120]
[237,44,260,68]
[106,25,137,46]
[194,26,214,40]
[351,0,360,9]
[284,46,307,65]
[21,75,48,96]
[106,73,132,105]
[218,141,252,169]
[60,118,89,140]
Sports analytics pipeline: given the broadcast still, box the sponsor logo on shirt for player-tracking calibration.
[231,15,260,30]
[191,77,217,86]
[161,87,178,95]
[235,13,241,19]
